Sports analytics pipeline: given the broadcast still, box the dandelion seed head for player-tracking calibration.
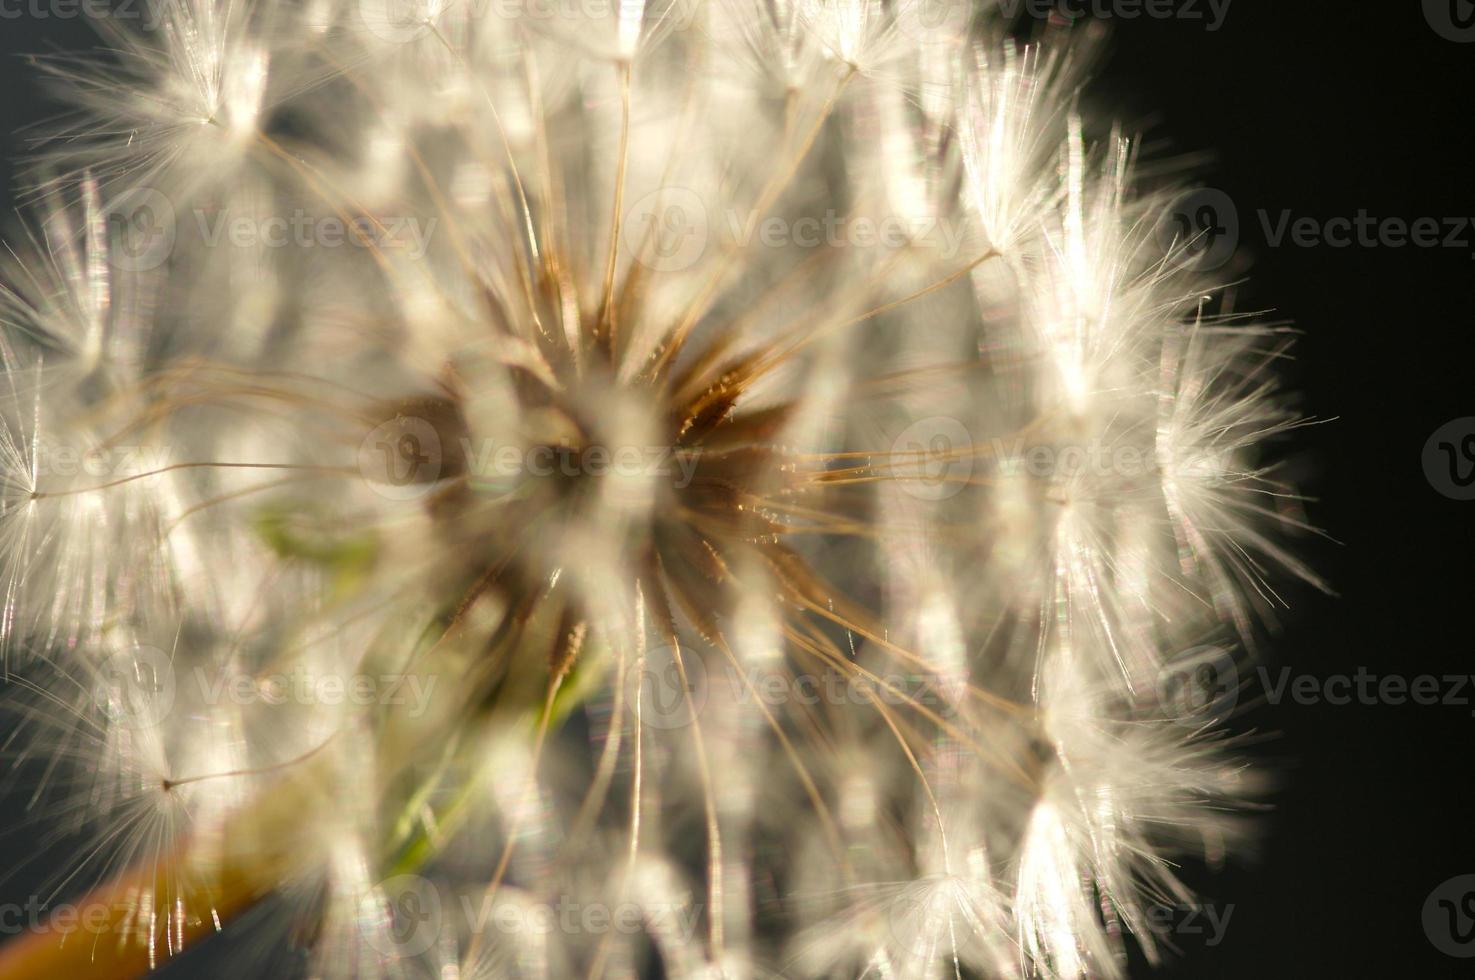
[0,2,1318,977]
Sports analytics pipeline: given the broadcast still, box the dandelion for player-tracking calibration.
[0,1,1319,978]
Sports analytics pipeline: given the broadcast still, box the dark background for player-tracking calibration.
[2,3,1473,977]
[1099,5,1475,976]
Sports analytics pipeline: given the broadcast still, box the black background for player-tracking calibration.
[2,3,1473,977]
